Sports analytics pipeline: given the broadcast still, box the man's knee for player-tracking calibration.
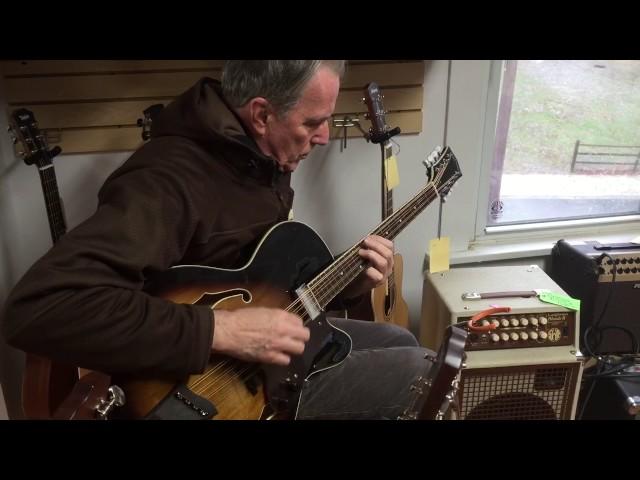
[379,323,420,347]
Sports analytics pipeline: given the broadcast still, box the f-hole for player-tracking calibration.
[194,289,252,307]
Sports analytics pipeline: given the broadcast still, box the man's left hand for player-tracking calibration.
[341,235,394,300]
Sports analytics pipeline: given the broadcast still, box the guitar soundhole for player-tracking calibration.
[384,293,393,317]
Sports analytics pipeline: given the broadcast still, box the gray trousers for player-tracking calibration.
[296,318,435,420]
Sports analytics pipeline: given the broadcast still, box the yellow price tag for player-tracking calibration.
[385,155,400,190]
[429,237,450,273]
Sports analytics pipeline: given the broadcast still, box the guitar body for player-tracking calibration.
[52,371,113,420]
[113,221,352,420]
[22,354,79,419]
[371,253,409,328]
[417,326,467,419]
[398,325,467,420]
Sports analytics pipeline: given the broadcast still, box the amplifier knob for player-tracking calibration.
[510,318,520,327]
[501,319,510,328]
[500,332,510,342]
[529,331,539,340]
[520,332,529,340]
[491,319,500,328]
[539,331,548,340]
[510,332,519,341]
[520,317,529,327]
[530,317,539,326]
[490,333,500,342]
[539,317,548,325]
[481,319,490,326]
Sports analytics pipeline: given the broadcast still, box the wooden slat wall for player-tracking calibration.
[1,60,424,154]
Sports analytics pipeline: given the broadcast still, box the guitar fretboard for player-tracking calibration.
[381,141,396,299]
[308,180,441,311]
[283,146,460,323]
[37,162,66,243]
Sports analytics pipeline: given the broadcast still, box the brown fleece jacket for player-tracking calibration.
[2,78,295,376]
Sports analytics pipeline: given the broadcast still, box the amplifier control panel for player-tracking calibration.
[462,311,576,351]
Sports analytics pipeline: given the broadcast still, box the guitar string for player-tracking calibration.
[16,120,64,237]
[41,172,61,240]
[193,254,371,399]
[189,181,447,400]
[34,128,66,238]
[187,173,449,396]
[188,217,393,398]
[189,178,448,400]
[194,189,444,404]
[191,256,369,398]
[40,166,65,237]
[186,158,454,399]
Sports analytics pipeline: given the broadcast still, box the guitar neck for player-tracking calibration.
[380,140,396,294]
[381,141,394,220]
[307,180,440,310]
[291,145,461,317]
[36,161,67,243]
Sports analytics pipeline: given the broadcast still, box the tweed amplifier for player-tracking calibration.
[420,265,583,419]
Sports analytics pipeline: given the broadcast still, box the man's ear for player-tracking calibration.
[245,97,271,136]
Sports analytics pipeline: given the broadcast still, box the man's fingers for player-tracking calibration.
[359,247,390,273]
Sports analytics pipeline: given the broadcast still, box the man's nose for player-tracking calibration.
[312,121,330,145]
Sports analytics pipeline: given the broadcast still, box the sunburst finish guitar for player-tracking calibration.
[113,146,462,420]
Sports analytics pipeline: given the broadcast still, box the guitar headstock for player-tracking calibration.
[423,145,462,199]
[9,108,42,158]
[8,108,60,166]
[363,82,401,144]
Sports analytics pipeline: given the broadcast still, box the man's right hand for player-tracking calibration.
[211,307,310,366]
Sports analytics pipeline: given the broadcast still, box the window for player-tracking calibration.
[487,60,640,227]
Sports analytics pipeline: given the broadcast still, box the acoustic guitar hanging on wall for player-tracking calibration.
[360,82,410,329]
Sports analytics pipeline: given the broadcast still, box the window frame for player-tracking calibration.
[470,60,640,249]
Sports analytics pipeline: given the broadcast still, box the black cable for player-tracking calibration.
[577,353,637,419]
[577,359,605,419]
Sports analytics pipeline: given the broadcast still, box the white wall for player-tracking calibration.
[0,60,500,418]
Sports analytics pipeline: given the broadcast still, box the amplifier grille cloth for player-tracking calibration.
[459,363,581,420]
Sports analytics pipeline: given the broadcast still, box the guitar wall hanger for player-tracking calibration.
[137,103,165,141]
[368,126,401,145]
[331,115,369,152]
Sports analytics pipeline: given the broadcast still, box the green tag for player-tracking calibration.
[538,292,580,311]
